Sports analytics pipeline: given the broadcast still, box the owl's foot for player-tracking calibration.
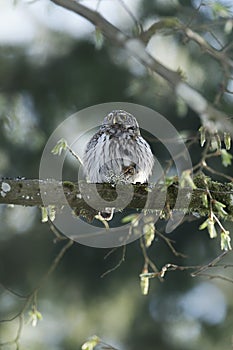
[94,208,115,228]
[99,208,115,221]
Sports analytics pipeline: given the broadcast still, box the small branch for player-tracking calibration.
[143,251,233,283]
[33,239,74,291]
[181,26,233,68]
[101,244,126,278]
[140,236,160,276]
[191,250,229,276]
[140,17,233,68]
[155,229,187,258]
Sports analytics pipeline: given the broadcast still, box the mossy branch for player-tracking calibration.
[1,174,233,221]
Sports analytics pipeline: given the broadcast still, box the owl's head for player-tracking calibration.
[103,110,139,129]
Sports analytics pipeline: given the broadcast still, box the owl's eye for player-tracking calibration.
[107,113,113,120]
[123,164,136,176]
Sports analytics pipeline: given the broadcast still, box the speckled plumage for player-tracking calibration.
[83,110,154,184]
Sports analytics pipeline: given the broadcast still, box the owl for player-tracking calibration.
[83,110,154,184]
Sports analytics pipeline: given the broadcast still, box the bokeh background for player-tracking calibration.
[0,1,233,349]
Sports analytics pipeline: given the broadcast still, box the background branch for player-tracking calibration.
[141,18,233,68]
[50,0,233,135]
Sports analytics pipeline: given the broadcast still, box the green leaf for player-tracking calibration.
[81,335,100,350]
[224,132,231,150]
[207,219,217,239]
[51,138,67,156]
[199,218,209,230]
[199,218,217,238]
[41,206,48,223]
[121,214,139,225]
[199,126,206,147]
[41,206,56,223]
[209,2,231,18]
[210,134,221,151]
[48,205,56,222]
[140,275,150,295]
[163,176,176,189]
[213,200,228,218]
[28,309,43,327]
[180,169,196,189]
[143,222,155,248]
[220,231,232,251]
[221,149,232,167]
[210,137,219,151]
[201,193,208,208]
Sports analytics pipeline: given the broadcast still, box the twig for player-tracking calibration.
[139,236,162,279]
[34,239,74,290]
[101,244,126,278]
[156,229,187,258]
[66,144,83,165]
[118,0,139,28]
[193,273,233,283]
[191,250,229,277]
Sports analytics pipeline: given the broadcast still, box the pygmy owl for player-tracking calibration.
[83,110,154,184]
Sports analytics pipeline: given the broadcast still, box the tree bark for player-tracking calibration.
[1,175,233,221]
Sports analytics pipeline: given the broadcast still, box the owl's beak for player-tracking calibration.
[113,116,117,124]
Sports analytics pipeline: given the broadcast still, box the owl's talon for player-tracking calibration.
[99,208,115,221]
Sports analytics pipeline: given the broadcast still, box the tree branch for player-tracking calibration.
[140,17,233,69]
[50,0,233,135]
[1,175,233,221]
